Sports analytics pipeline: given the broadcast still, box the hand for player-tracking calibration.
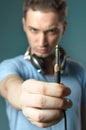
[19,79,72,128]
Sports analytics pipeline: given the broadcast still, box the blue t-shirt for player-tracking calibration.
[0,55,86,130]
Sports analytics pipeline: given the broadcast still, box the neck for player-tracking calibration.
[42,55,55,76]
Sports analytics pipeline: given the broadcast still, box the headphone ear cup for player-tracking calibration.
[30,54,45,74]
[24,47,67,74]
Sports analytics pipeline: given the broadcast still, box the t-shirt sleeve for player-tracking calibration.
[0,57,22,82]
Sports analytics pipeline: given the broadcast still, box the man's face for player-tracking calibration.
[22,9,66,58]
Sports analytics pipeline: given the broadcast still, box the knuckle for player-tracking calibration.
[36,113,44,122]
[61,89,65,96]
[40,83,46,95]
[58,98,67,109]
[59,88,65,97]
[61,99,67,108]
[39,96,46,108]
[39,123,46,128]
[61,98,72,109]
[60,99,64,107]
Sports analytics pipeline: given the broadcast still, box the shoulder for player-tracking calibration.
[65,57,86,78]
[0,55,24,65]
[0,55,28,81]
[0,55,40,81]
[0,55,30,68]
[65,58,86,83]
[66,58,86,74]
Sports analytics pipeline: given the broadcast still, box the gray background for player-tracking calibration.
[0,0,86,130]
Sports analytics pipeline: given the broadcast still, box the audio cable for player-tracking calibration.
[54,45,67,130]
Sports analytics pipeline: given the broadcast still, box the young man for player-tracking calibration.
[0,0,86,130]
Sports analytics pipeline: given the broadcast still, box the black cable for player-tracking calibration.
[54,45,67,130]
[64,111,67,130]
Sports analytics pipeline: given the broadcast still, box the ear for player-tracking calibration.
[62,20,67,35]
[22,17,26,32]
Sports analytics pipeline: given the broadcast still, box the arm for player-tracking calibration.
[0,74,23,109]
[0,74,72,128]
[81,105,86,130]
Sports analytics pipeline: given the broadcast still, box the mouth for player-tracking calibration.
[37,48,48,54]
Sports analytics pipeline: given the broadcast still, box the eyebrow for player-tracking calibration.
[28,25,59,32]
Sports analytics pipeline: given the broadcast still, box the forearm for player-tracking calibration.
[0,74,24,110]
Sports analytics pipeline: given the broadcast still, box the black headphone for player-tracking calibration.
[24,46,67,74]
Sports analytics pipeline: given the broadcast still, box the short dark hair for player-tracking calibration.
[23,0,67,21]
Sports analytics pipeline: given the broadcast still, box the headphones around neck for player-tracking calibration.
[24,46,68,74]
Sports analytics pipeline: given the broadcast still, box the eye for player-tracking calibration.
[49,28,60,34]
[30,28,38,33]
[28,26,38,33]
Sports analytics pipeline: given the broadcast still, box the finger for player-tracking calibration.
[21,94,72,109]
[22,107,64,123]
[29,118,61,128]
[22,79,71,97]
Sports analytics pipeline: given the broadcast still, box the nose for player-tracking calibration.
[39,32,48,46]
